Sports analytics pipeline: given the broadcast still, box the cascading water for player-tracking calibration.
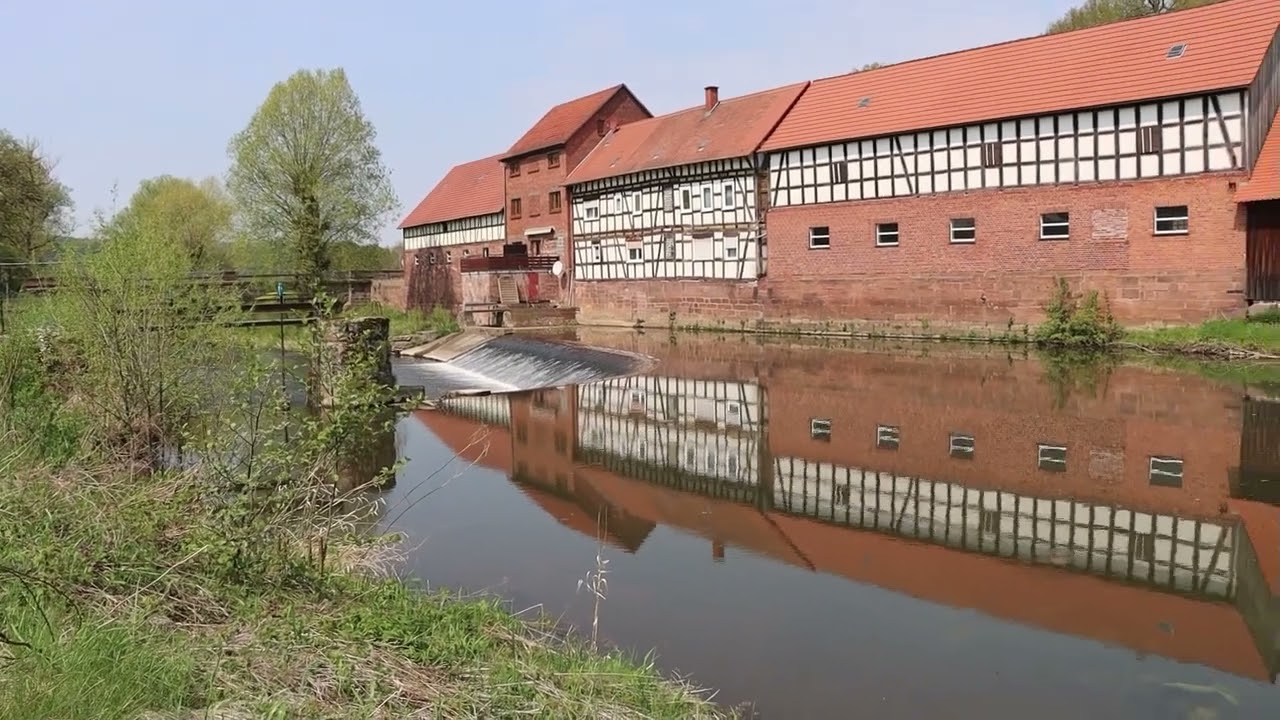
[393,334,650,398]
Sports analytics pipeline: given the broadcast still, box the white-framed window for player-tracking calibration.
[627,245,643,262]
[1154,205,1189,235]
[632,192,643,216]
[831,161,849,184]
[680,188,692,212]
[950,218,976,244]
[723,183,736,209]
[809,226,831,249]
[875,222,899,247]
[1037,443,1066,472]
[1040,212,1070,240]
[810,418,832,441]
[1148,455,1184,487]
[949,432,975,459]
[725,244,739,259]
[585,204,599,220]
[701,187,713,208]
[876,425,900,450]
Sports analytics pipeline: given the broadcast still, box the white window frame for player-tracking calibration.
[810,418,832,440]
[1148,455,1184,487]
[632,191,643,216]
[701,186,713,208]
[809,226,831,249]
[876,424,900,449]
[626,245,643,263]
[680,188,692,213]
[1153,205,1189,235]
[725,244,739,259]
[585,203,600,220]
[723,183,736,209]
[875,222,899,247]
[1039,212,1070,240]
[949,432,975,458]
[1037,443,1067,472]
[949,218,976,244]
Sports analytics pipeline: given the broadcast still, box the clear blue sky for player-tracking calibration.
[1,0,1079,246]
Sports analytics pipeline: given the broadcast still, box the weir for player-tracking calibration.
[393,333,651,398]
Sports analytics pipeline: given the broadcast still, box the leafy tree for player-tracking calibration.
[114,175,234,271]
[329,240,399,272]
[1046,0,1222,34]
[226,68,398,295]
[0,132,74,262]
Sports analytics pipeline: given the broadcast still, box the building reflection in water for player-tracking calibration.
[418,344,1280,688]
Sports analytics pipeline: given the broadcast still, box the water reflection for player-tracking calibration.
[388,334,1280,718]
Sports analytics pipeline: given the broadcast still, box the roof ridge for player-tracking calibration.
[618,81,811,128]
[809,0,1259,86]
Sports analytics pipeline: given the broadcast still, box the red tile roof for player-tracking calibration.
[502,84,649,160]
[565,83,810,185]
[1238,109,1280,203]
[398,154,505,229]
[762,0,1280,152]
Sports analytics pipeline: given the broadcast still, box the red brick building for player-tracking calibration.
[758,0,1280,327]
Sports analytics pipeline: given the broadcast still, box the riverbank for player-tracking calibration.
[1123,312,1280,359]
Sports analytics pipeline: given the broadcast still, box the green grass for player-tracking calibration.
[1125,313,1280,354]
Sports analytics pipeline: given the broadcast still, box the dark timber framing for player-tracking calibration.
[569,157,767,282]
[403,211,506,250]
[1245,24,1280,171]
[768,90,1246,208]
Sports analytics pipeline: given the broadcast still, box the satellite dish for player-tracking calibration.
[551,260,564,277]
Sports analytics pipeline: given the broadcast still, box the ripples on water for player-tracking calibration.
[372,330,1280,719]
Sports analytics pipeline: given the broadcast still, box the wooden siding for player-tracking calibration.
[1245,24,1280,171]
[570,159,764,281]
[768,91,1246,208]
[774,457,1238,599]
[403,212,505,250]
[1247,200,1280,302]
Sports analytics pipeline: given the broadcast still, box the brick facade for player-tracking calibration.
[405,242,510,311]
[571,172,1250,328]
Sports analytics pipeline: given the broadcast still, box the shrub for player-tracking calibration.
[1033,277,1123,348]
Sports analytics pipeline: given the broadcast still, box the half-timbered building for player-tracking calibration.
[398,154,506,310]
[564,84,807,325]
[758,0,1280,326]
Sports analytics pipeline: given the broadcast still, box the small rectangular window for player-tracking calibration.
[1154,205,1188,235]
[950,218,976,244]
[701,187,712,208]
[809,226,831,249]
[1037,443,1067,472]
[681,189,692,211]
[1149,456,1184,487]
[949,432,975,459]
[875,222,899,247]
[979,509,1000,535]
[508,163,520,177]
[876,425,900,450]
[723,183,736,209]
[632,192,643,215]
[549,191,562,213]
[510,197,522,218]
[585,204,599,220]
[627,245,642,263]
[547,152,560,168]
[1139,126,1162,154]
[1040,212,1070,240]
[981,142,1003,168]
[810,418,832,441]
[831,162,849,184]
[725,244,739,259]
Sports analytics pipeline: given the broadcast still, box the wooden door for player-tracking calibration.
[1247,200,1280,302]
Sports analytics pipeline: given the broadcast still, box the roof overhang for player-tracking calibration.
[524,226,556,237]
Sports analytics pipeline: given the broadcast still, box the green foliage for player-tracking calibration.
[1033,277,1123,348]
[1046,0,1222,34]
[0,131,74,262]
[0,330,84,464]
[1247,307,1280,325]
[111,175,235,271]
[227,68,398,293]
[1126,316,1280,353]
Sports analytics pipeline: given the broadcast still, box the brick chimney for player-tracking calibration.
[704,85,719,111]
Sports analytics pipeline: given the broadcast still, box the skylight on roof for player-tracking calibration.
[1166,43,1188,59]
[858,96,871,108]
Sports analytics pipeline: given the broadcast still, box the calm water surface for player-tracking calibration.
[379,331,1280,719]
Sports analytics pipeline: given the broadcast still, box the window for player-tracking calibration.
[632,192,643,215]
[1154,205,1188,235]
[510,197,522,218]
[875,222,899,247]
[950,218,976,244]
[508,162,520,177]
[596,118,607,136]
[1130,533,1156,562]
[725,244,738,259]
[585,204,599,220]
[627,245,642,262]
[949,432,975,459]
[701,187,712,208]
[723,183,736,209]
[547,152,560,168]
[1148,456,1184,487]
[810,418,832,441]
[1139,125,1163,154]
[809,226,831,249]
[831,161,848,184]
[981,142,1003,168]
[1039,212,1070,240]
[1037,443,1067,472]
[979,510,1000,535]
[876,425,900,450]
[549,191,562,213]
[482,248,490,257]
[681,189,692,211]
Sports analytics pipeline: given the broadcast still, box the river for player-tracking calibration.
[376,329,1280,719]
